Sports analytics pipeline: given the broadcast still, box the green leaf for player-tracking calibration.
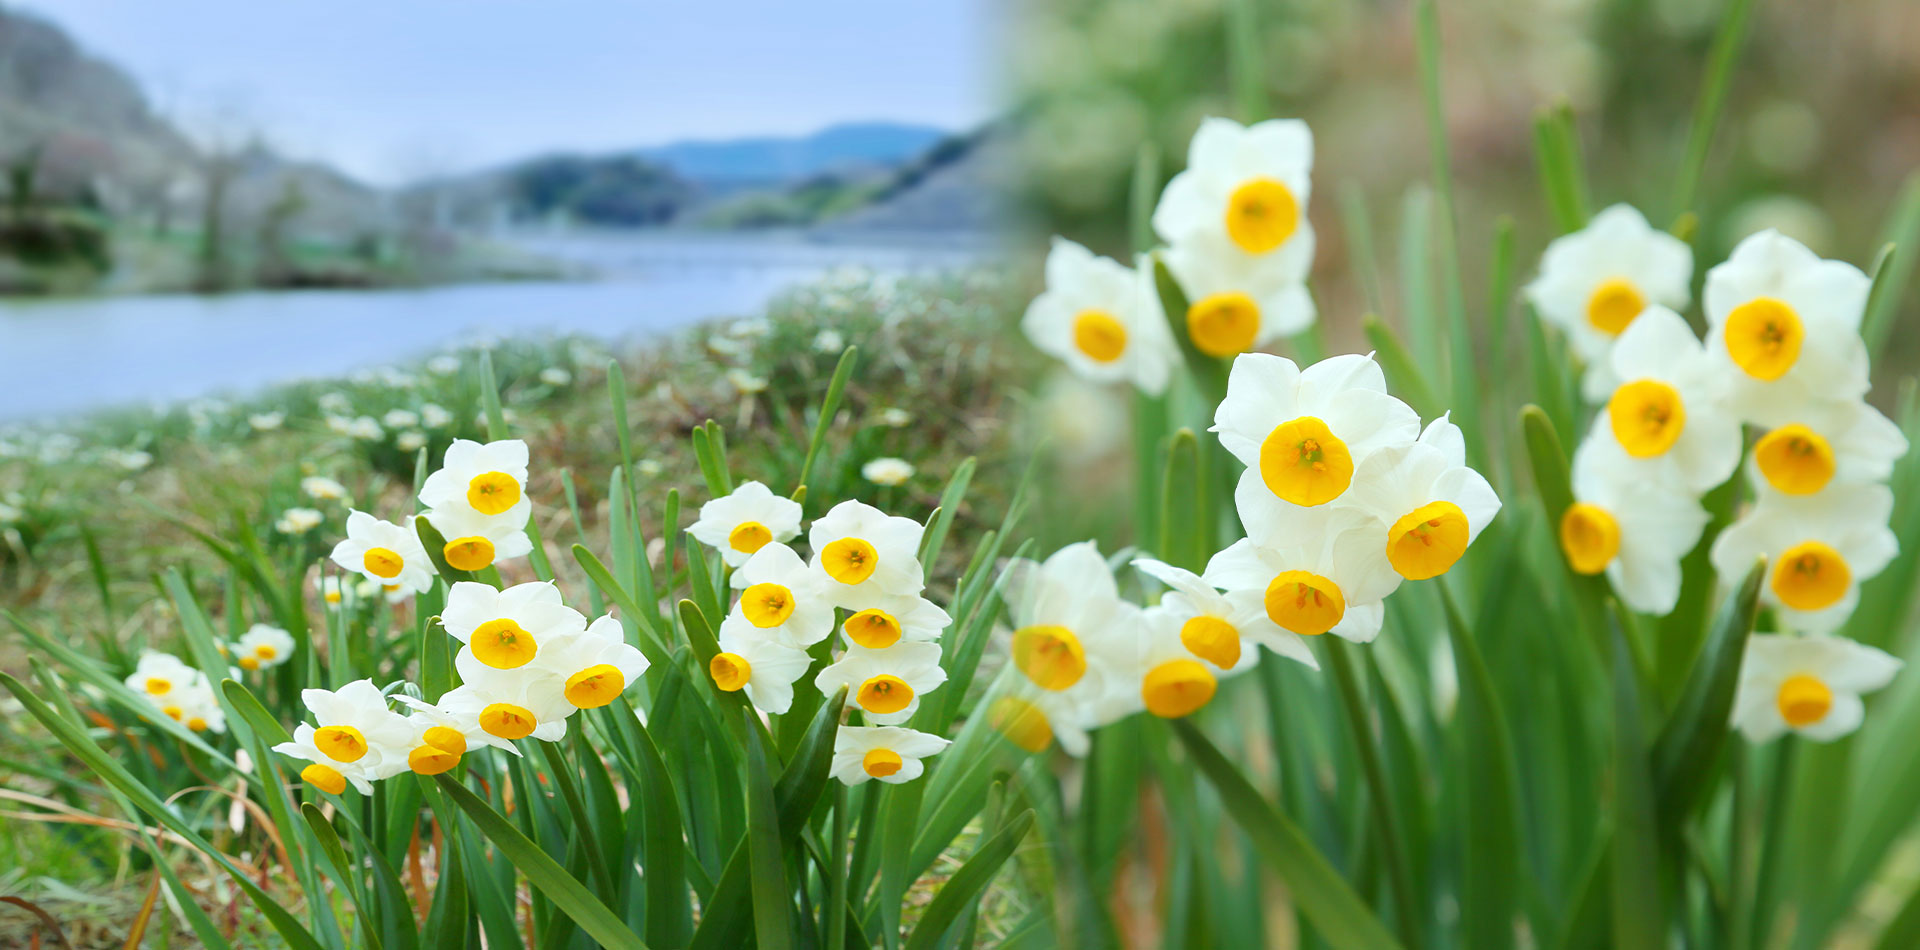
[1363,312,1441,419]
[1651,557,1765,817]
[415,516,478,587]
[903,810,1036,950]
[1863,173,1920,354]
[1669,0,1760,218]
[797,347,859,494]
[1150,255,1227,403]
[1607,608,1666,948]
[572,544,670,668]
[1439,581,1524,950]
[1171,719,1404,950]
[1157,429,1207,572]
[741,707,794,950]
[1129,142,1161,254]
[433,775,647,950]
[1222,0,1265,122]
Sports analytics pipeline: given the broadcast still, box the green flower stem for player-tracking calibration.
[1322,638,1424,949]
[1748,737,1798,950]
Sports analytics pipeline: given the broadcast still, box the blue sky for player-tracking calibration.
[23,0,993,184]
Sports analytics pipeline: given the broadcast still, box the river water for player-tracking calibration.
[0,231,991,423]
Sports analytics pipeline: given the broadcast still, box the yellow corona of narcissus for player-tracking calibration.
[1339,415,1502,581]
[717,542,836,648]
[1704,229,1872,417]
[232,623,295,672]
[1133,558,1318,678]
[1560,432,1711,615]
[1743,399,1908,498]
[1021,238,1176,394]
[440,581,586,671]
[1523,204,1694,400]
[708,630,813,715]
[273,680,415,794]
[688,480,805,567]
[1583,306,1743,493]
[531,615,650,710]
[1710,483,1898,633]
[813,641,947,726]
[808,501,928,605]
[1213,353,1420,509]
[1732,634,1902,743]
[329,510,435,598]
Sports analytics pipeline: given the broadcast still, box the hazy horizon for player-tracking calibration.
[19,0,993,186]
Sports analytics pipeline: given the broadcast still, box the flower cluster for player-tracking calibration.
[990,352,1502,754]
[326,438,534,602]
[124,625,294,733]
[1530,212,1907,742]
[1023,116,1318,389]
[689,483,952,785]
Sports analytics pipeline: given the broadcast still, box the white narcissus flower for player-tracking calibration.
[1161,241,1316,358]
[1022,239,1175,395]
[171,678,226,735]
[126,651,197,699]
[1340,414,1502,580]
[808,501,927,605]
[1153,116,1315,270]
[284,680,416,789]
[1207,479,1403,643]
[709,630,814,715]
[539,367,572,387]
[274,725,387,794]
[420,439,531,521]
[1133,558,1317,676]
[249,411,285,431]
[329,511,435,596]
[687,481,804,568]
[862,457,915,486]
[442,581,587,671]
[1212,353,1421,508]
[447,652,577,743]
[836,591,951,650]
[383,409,420,429]
[1745,398,1908,498]
[814,641,947,726]
[425,500,533,573]
[1704,229,1871,420]
[993,541,1140,756]
[720,543,837,648]
[1583,306,1743,494]
[421,403,454,428]
[1123,607,1219,720]
[1732,634,1901,743]
[1562,434,1712,615]
[1523,204,1694,400]
[396,694,518,767]
[830,725,950,785]
[302,476,348,501]
[397,431,428,453]
[1709,483,1897,634]
[276,507,324,535]
[530,615,650,710]
[233,624,295,671]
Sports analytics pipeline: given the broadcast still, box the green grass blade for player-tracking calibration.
[903,810,1036,950]
[1669,0,1760,217]
[741,707,794,950]
[1363,313,1441,418]
[1171,719,1403,950]
[1223,0,1265,122]
[1652,558,1765,817]
[433,775,647,950]
[797,347,859,495]
[1439,580,1526,950]
[1862,173,1920,353]
[1607,609,1666,949]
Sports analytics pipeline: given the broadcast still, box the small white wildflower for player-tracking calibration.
[637,459,665,477]
[861,458,915,486]
[276,507,325,535]
[876,408,912,428]
[420,404,453,428]
[813,329,847,354]
[302,476,348,501]
[427,355,461,376]
[726,369,769,395]
[397,431,428,453]
[539,367,573,387]
[249,412,286,432]
[346,417,385,441]
[318,392,353,414]
[108,449,153,471]
[383,409,420,429]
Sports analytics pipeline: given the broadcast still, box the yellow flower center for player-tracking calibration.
[821,537,879,585]
[1559,502,1621,575]
[1263,570,1346,636]
[466,471,522,515]
[1387,500,1472,580]
[844,608,903,649]
[740,583,796,628]
[444,536,496,572]
[1142,658,1218,718]
[422,726,467,755]
[324,590,343,604]
[1179,615,1241,669]
[1585,277,1646,336]
[239,656,261,671]
[408,745,462,775]
[1185,291,1262,357]
[145,677,171,695]
[1072,309,1129,363]
[856,675,914,715]
[729,521,773,554]
[988,696,1053,753]
[471,618,537,669]
[162,706,183,721]
[1258,416,1353,507]
[314,725,369,763]
[710,652,752,692]
[256,644,278,660]
[1012,624,1086,691]
[1776,673,1834,728]
[1770,540,1850,611]
[862,748,904,777]
[565,664,626,709]
[1224,177,1300,254]
[1724,297,1804,381]
[363,546,404,579]
[187,717,208,732]
[478,703,537,740]
[1754,424,1836,495]
[1608,379,1687,457]
[301,763,347,796]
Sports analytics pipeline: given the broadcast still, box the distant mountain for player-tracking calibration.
[636,122,948,187]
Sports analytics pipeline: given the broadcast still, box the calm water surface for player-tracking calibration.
[0,232,988,423]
